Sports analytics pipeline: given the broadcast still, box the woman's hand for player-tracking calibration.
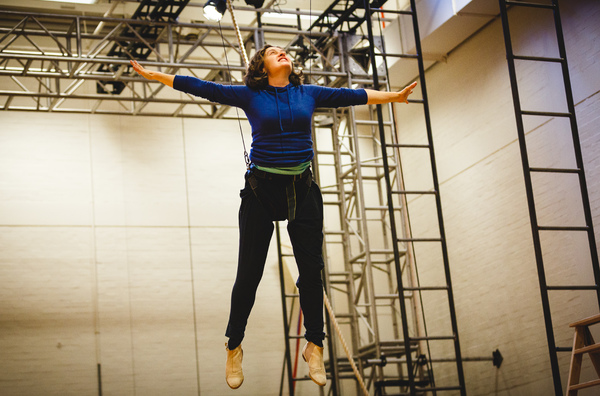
[130,60,153,80]
[366,81,418,105]
[129,60,175,87]
[397,81,418,104]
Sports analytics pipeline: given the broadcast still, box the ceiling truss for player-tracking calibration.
[0,7,385,118]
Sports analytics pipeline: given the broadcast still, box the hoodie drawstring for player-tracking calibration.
[275,89,284,132]
[274,87,294,132]
[289,90,293,126]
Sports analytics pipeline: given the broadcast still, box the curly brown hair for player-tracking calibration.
[244,44,304,90]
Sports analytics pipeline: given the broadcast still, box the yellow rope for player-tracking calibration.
[323,290,370,396]
[225,0,249,68]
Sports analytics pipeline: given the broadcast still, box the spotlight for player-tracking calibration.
[204,0,227,22]
[244,0,264,8]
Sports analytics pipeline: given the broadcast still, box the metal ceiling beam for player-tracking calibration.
[0,8,382,117]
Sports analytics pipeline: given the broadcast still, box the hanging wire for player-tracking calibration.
[216,20,250,169]
[309,0,312,79]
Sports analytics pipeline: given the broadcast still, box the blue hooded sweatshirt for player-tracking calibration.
[173,75,368,168]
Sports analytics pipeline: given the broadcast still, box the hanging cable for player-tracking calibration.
[309,0,312,80]
[216,0,252,169]
[217,20,250,168]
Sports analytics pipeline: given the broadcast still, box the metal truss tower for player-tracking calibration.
[276,1,466,395]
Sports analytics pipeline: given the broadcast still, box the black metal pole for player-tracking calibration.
[498,2,562,394]
[408,0,467,394]
[551,0,600,306]
[362,0,416,393]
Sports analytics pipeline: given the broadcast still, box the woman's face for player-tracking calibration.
[262,46,293,76]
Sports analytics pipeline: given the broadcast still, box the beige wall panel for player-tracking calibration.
[0,112,93,226]
[119,116,188,227]
[91,116,189,227]
[88,115,127,226]
[441,146,552,395]
[183,117,250,228]
[122,227,198,395]
[393,26,517,186]
[578,93,600,251]
[94,227,135,396]
[0,226,98,395]
[554,0,600,104]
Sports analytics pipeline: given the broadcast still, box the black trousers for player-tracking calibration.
[225,168,326,349]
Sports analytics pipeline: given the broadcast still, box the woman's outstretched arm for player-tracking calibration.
[130,60,175,87]
[365,81,417,105]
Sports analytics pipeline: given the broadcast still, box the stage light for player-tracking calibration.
[204,0,227,22]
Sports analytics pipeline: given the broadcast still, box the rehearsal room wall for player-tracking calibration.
[0,1,599,396]
[388,0,600,395]
[0,113,289,396]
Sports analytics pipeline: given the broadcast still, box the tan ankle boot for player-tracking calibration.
[302,341,327,386]
[225,343,244,389]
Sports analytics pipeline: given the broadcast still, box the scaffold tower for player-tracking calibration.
[276,0,466,395]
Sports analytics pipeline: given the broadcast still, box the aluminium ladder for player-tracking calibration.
[276,0,467,394]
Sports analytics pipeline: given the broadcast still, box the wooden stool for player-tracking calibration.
[567,313,600,395]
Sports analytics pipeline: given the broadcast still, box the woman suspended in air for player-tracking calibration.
[130,44,416,389]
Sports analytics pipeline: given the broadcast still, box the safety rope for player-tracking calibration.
[225,0,249,68]
[323,290,370,396]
